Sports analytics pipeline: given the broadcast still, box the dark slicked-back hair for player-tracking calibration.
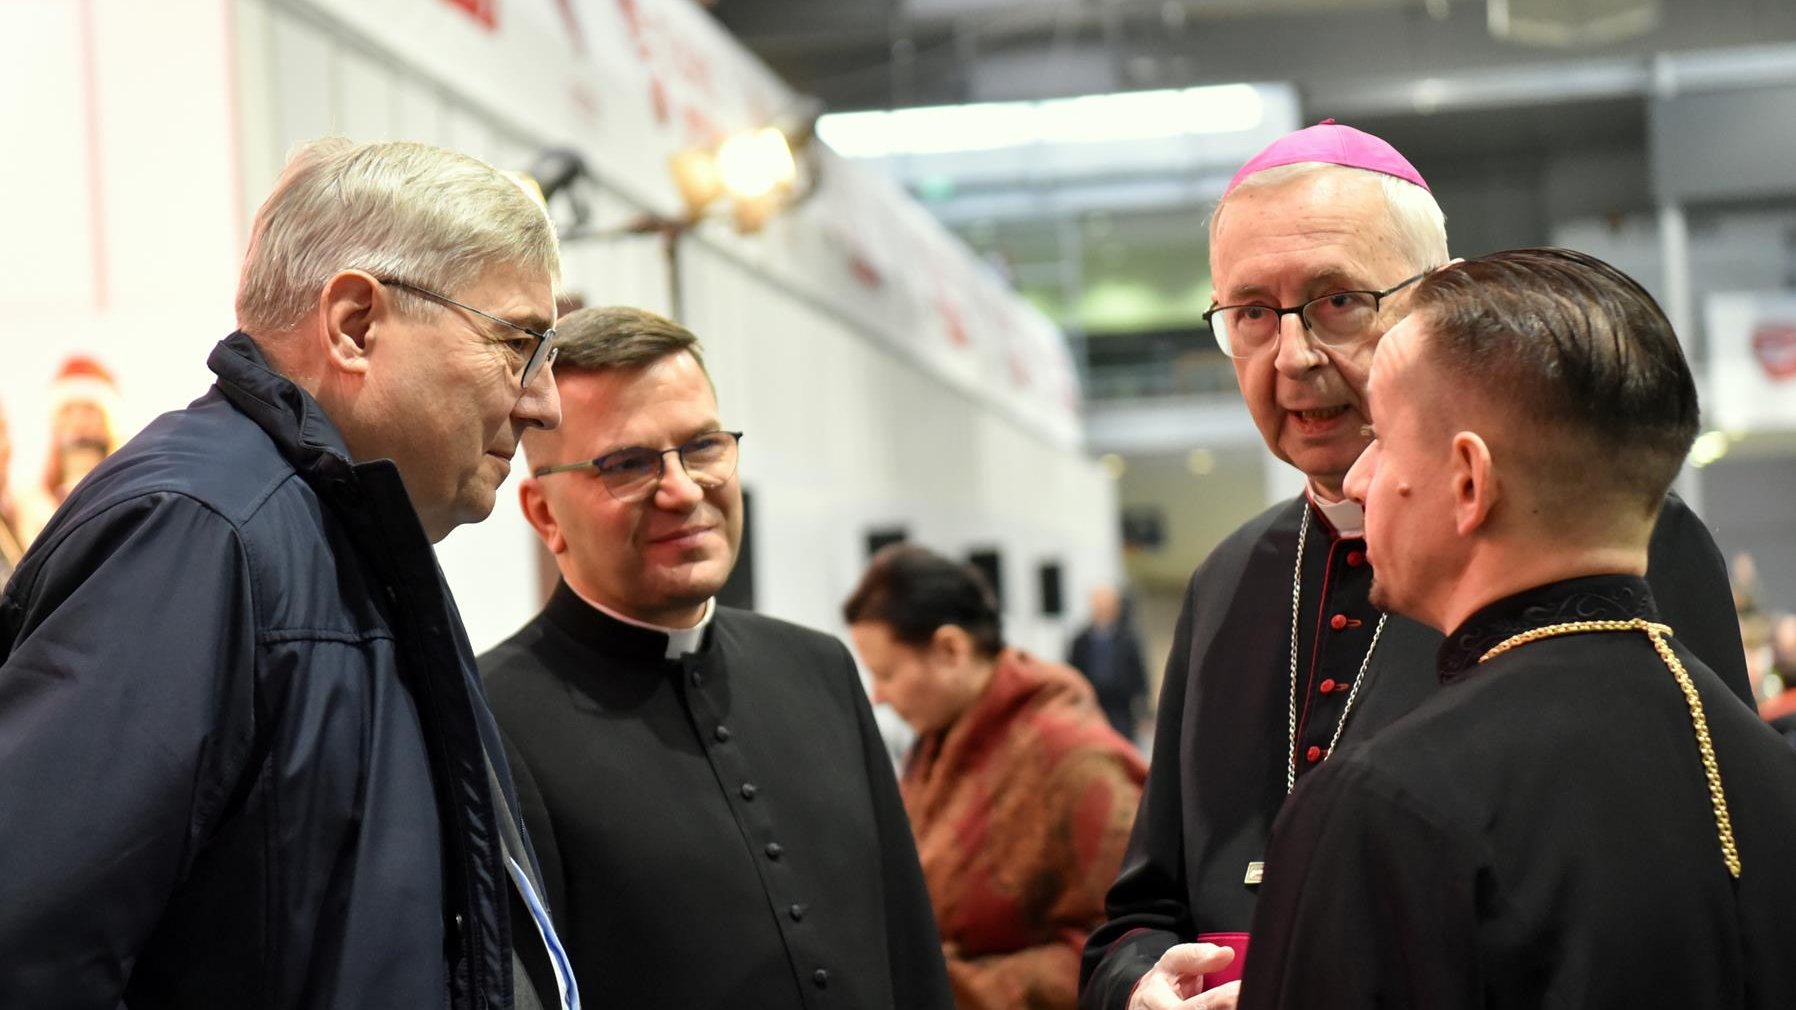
[551,305,711,378]
[843,545,1005,660]
[1409,247,1699,515]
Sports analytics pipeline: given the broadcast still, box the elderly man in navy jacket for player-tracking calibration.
[0,139,577,1010]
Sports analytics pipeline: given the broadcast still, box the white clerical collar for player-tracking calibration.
[1306,481,1365,539]
[571,588,715,659]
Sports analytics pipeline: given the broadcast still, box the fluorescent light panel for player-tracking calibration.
[817,84,1266,159]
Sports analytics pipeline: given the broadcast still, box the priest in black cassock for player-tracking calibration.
[478,307,954,1010]
[1237,247,1796,1009]
[1079,124,1754,1010]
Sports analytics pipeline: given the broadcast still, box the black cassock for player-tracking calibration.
[1239,574,1796,1009]
[1080,494,1751,1008]
[479,584,953,1010]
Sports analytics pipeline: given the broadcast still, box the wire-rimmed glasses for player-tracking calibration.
[533,430,744,503]
[374,277,559,386]
[1202,272,1426,359]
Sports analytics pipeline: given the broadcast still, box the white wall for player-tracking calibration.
[680,242,1119,657]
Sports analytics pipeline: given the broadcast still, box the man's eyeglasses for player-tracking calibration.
[1203,272,1426,359]
[375,277,558,386]
[534,430,744,504]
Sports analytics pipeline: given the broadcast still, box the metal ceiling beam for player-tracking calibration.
[714,0,1796,112]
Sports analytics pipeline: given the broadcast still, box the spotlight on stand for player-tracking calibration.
[665,97,826,232]
[523,98,825,319]
[716,127,797,201]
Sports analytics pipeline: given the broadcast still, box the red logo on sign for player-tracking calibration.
[1753,323,1796,382]
[441,0,497,30]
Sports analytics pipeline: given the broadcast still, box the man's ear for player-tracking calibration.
[518,477,566,555]
[1450,430,1497,536]
[318,270,381,377]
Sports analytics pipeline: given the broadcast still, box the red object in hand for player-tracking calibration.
[1194,932,1251,990]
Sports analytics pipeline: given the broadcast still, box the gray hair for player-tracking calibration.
[1210,162,1449,275]
[235,138,560,334]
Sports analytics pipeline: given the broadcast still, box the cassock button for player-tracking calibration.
[714,724,731,742]
[813,968,829,988]
[1329,613,1348,631]
[789,903,806,922]
[765,842,784,860]
[740,782,758,800]
[1346,550,1365,567]
[690,671,703,687]
[1306,745,1323,763]
[1319,678,1337,694]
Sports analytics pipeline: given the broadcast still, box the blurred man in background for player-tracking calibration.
[1080,122,1752,1010]
[846,545,1146,1009]
[0,138,576,1010]
[1240,248,1796,1009]
[481,306,953,1010]
[1067,584,1150,741]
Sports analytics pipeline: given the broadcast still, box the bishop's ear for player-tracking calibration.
[1450,431,1498,536]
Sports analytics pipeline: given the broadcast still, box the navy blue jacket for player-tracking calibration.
[0,333,539,1009]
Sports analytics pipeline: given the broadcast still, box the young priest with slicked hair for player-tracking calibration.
[1238,247,1796,1009]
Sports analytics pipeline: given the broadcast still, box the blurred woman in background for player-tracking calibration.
[38,355,122,507]
[844,545,1146,1010]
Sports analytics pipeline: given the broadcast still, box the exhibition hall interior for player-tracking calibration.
[8,2,1796,1007]
[4,0,1795,726]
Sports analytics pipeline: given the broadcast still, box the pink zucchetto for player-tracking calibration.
[1224,119,1430,197]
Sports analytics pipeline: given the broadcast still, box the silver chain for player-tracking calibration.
[1285,502,1388,795]
[1284,506,1309,795]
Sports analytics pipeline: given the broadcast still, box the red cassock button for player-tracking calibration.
[1330,613,1348,630]
[1347,550,1366,567]
[1306,745,1323,763]
[1320,678,1337,693]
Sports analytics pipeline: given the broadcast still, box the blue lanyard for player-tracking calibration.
[505,854,582,1010]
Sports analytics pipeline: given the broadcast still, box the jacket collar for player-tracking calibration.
[1437,573,1658,682]
[208,331,359,490]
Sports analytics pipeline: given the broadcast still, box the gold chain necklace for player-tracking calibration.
[1480,618,1741,879]
[1286,504,1388,795]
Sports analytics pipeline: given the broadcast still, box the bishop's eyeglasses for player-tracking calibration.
[374,277,559,386]
[1202,272,1425,359]
[534,430,744,503]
